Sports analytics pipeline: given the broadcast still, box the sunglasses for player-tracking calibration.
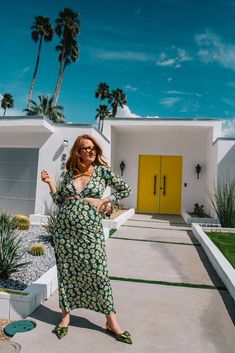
[80,147,97,154]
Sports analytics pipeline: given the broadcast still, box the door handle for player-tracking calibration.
[163,175,166,195]
[153,175,157,195]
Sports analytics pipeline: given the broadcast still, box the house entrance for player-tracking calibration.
[137,155,182,214]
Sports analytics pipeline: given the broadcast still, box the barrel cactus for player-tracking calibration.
[29,243,45,256]
[14,214,30,230]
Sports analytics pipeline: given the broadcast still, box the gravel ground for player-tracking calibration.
[0,225,55,291]
[0,319,14,341]
[0,210,126,292]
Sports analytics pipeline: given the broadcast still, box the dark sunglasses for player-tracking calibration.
[80,147,97,153]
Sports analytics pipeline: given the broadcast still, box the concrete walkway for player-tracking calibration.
[12,213,235,353]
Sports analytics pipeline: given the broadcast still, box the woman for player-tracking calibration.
[41,134,132,344]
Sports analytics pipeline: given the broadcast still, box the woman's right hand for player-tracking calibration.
[41,170,53,184]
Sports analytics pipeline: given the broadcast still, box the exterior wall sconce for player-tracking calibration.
[120,161,125,176]
[195,163,202,179]
[63,139,69,147]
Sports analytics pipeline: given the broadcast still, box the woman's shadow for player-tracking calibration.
[29,300,107,334]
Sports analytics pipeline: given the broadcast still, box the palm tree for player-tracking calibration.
[27,16,53,109]
[108,88,127,117]
[95,104,112,133]
[53,7,80,106]
[95,82,110,130]
[54,35,79,105]
[1,93,14,117]
[24,95,65,123]
[95,82,110,101]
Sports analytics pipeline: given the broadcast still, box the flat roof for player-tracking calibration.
[105,117,222,121]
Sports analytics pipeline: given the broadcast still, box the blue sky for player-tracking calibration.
[1,0,235,135]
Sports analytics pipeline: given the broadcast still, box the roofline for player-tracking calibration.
[1,115,222,122]
[105,117,222,121]
[213,137,235,145]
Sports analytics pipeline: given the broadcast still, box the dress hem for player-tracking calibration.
[60,305,117,315]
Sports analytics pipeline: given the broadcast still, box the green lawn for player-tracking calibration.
[205,232,235,269]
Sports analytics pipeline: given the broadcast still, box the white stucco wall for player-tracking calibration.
[109,126,210,213]
[2,116,233,219]
[216,138,235,182]
[35,124,111,216]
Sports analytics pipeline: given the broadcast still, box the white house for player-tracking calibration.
[0,116,234,222]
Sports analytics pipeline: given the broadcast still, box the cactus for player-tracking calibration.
[28,243,45,256]
[14,214,30,230]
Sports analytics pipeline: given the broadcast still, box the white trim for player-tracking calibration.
[192,223,235,302]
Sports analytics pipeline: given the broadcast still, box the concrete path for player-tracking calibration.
[13,213,235,353]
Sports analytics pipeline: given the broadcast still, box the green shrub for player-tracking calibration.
[0,209,18,234]
[194,203,205,217]
[0,227,32,279]
[42,212,57,246]
[28,243,45,256]
[206,177,235,227]
[14,214,30,230]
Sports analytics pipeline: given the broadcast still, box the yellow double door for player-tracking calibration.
[137,155,182,214]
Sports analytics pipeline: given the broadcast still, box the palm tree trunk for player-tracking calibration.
[3,108,6,117]
[52,59,64,106]
[101,117,104,133]
[53,30,68,106]
[112,104,117,117]
[27,35,43,109]
[54,61,66,106]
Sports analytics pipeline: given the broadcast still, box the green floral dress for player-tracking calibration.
[50,164,132,314]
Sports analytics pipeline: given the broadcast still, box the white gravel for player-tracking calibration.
[0,225,55,291]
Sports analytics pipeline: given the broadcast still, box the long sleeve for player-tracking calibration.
[50,170,70,207]
[103,165,132,204]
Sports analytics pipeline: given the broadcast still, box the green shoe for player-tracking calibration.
[52,325,69,339]
[106,323,132,344]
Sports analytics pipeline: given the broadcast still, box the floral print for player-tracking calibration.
[50,165,132,314]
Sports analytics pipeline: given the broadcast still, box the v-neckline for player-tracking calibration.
[71,165,97,195]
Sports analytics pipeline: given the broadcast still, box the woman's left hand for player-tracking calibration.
[83,197,110,213]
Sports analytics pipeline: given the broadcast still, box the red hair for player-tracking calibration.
[66,134,109,172]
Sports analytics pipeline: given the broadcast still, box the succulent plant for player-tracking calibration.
[0,225,31,279]
[14,214,30,230]
[0,209,18,233]
[28,243,45,256]
[42,212,57,246]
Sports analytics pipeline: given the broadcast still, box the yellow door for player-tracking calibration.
[137,155,160,213]
[137,155,182,214]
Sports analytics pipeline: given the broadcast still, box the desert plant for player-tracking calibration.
[14,214,30,230]
[0,210,18,233]
[42,212,57,246]
[193,203,205,217]
[0,228,31,279]
[28,243,45,256]
[206,177,235,227]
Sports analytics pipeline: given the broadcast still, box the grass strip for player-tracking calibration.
[0,288,28,296]
[109,236,200,246]
[205,231,235,269]
[109,229,117,237]
[109,276,226,290]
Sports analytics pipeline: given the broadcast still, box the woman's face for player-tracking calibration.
[79,139,97,165]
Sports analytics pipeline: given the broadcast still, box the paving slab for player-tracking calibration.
[105,237,224,286]
[13,281,235,353]
[129,213,187,224]
[123,220,191,231]
[112,226,198,244]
